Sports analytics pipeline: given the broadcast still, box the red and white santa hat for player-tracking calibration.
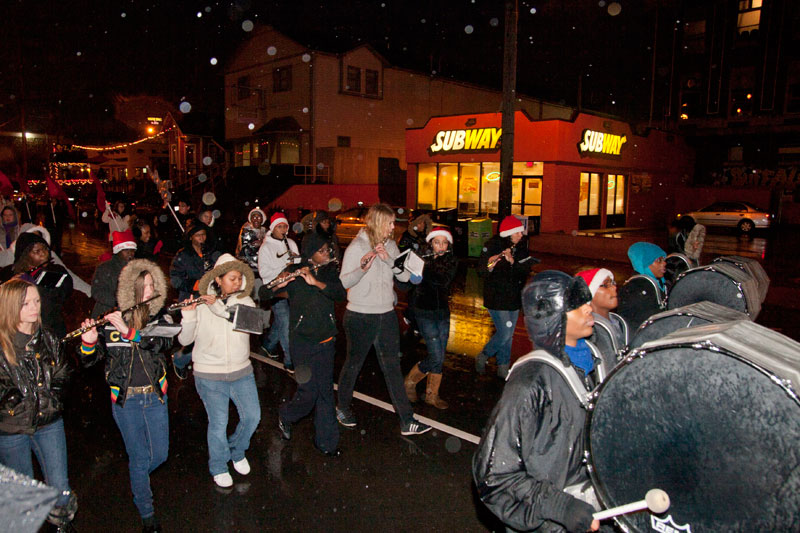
[499,215,525,238]
[426,226,453,244]
[112,229,137,254]
[269,212,289,232]
[576,268,614,297]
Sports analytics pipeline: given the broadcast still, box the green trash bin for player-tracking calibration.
[468,218,493,257]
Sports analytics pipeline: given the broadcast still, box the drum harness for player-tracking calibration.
[625,274,666,308]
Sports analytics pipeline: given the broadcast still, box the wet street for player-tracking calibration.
[52,221,799,532]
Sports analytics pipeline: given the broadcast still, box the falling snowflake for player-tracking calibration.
[267,46,277,56]
[242,20,254,32]
[464,25,474,34]
[210,57,218,65]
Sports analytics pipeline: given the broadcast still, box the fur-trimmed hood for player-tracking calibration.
[198,253,254,299]
[116,259,168,316]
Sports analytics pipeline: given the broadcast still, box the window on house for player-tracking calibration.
[365,69,379,95]
[337,136,351,147]
[237,76,250,100]
[273,66,292,92]
[737,0,761,34]
[346,66,361,92]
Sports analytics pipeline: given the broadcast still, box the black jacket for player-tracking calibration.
[169,245,220,301]
[478,235,534,310]
[589,312,628,370]
[260,261,346,345]
[79,314,172,408]
[616,275,666,331]
[91,253,129,317]
[412,249,457,319]
[0,328,70,435]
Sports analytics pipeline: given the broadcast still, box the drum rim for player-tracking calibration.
[583,341,800,530]
[668,266,752,316]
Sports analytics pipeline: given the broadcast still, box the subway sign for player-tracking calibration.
[578,129,627,158]
[429,127,502,155]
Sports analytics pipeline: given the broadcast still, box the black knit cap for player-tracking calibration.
[302,231,330,260]
[184,222,209,242]
[14,232,49,265]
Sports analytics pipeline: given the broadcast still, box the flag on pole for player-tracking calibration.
[45,175,75,218]
[91,171,107,213]
[0,169,14,197]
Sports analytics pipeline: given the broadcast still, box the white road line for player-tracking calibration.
[250,352,481,445]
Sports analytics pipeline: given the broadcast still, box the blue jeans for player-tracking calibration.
[482,309,520,366]
[194,374,261,476]
[0,418,71,506]
[417,316,449,374]
[112,392,169,519]
[264,299,291,367]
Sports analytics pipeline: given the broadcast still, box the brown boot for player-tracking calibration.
[425,373,449,410]
[404,363,427,402]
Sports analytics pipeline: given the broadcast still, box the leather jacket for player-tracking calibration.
[0,327,70,434]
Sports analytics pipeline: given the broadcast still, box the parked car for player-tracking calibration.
[677,201,772,234]
[334,206,411,245]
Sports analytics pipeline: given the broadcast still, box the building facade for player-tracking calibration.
[406,111,694,234]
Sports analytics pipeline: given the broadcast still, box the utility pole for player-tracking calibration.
[498,0,518,218]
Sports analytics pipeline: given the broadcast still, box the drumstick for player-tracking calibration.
[592,489,670,521]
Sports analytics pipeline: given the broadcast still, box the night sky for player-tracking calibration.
[1,0,663,142]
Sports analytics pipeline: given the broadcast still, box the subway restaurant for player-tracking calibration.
[405,111,694,233]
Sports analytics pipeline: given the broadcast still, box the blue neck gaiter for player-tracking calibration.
[564,338,594,375]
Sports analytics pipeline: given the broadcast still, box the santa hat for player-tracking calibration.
[499,215,525,238]
[112,229,137,254]
[426,227,453,244]
[269,211,288,232]
[576,268,614,297]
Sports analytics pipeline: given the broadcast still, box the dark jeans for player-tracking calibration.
[112,392,169,519]
[279,338,339,453]
[338,310,413,425]
[416,316,449,374]
[264,299,292,367]
[0,418,72,506]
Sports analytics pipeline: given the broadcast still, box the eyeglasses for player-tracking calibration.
[601,279,616,289]
[654,257,666,264]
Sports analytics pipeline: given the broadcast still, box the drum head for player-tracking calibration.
[586,347,800,532]
[668,263,761,318]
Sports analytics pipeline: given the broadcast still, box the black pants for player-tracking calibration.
[338,310,413,426]
[279,338,339,453]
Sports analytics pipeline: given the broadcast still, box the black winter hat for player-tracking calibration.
[184,222,209,242]
[14,232,49,265]
[302,231,330,260]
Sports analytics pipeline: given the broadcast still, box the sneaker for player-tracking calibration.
[336,407,357,428]
[278,417,292,440]
[401,418,432,436]
[213,472,233,487]
[475,352,489,375]
[260,346,279,359]
[47,491,78,526]
[497,364,509,380]
[232,457,251,475]
[284,363,295,375]
[172,355,189,380]
[313,441,342,457]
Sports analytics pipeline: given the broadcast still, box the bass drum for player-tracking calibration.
[664,253,692,290]
[711,255,770,304]
[628,300,749,349]
[585,321,800,533]
[667,261,762,318]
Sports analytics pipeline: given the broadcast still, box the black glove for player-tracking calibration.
[562,497,596,533]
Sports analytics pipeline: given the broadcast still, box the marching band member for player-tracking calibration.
[262,233,345,456]
[617,242,667,330]
[403,227,457,409]
[576,268,628,365]
[91,229,137,317]
[235,207,267,268]
[177,254,261,488]
[257,212,300,372]
[336,203,431,436]
[0,279,76,528]
[476,216,535,379]
[78,259,173,532]
[473,271,604,533]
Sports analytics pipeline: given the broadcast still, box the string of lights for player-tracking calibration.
[70,126,175,151]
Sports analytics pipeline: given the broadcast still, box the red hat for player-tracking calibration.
[112,229,137,254]
[426,226,453,244]
[576,268,614,297]
[499,215,525,238]
[269,212,288,232]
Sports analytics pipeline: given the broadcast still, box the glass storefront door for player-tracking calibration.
[579,172,602,229]
[512,177,543,233]
[606,174,626,227]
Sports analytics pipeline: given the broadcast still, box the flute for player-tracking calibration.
[61,294,162,341]
[361,238,389,268]
[487,243,517,269]
[265,257,339,289]
[166,290,244,311]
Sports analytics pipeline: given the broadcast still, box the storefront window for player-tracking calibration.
[417,163,437,210]
[458,163,480,213]
[481,162,500,214]
[579,172,601,216]
[438,163,458,209]
[242,143,251,167]
[524,179,542,216]
[606,174,626,215]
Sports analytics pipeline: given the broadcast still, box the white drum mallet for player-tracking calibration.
[593,489,670,521]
